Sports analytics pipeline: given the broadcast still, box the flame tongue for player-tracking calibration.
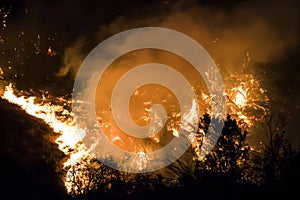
[1,84,90,193]
[2,84,83,150]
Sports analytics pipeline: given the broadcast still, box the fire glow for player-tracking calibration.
[1,84,90,193]
[0,70,268,194]
[225,73,269,127]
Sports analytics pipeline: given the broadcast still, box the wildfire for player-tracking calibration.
[234,86,247,108]
[1,83,90,193]
[0,70,269,194]
[225,73,269,127]
[199,73,268,128]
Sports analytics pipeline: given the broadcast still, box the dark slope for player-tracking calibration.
[0,98,69,200]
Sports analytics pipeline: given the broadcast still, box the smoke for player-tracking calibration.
[2,0,298,141]
[59,0,299,78]
[56,0,299,146]
[171,0,300,69]
[56,37,85,77]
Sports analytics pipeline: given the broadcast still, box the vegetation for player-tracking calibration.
[1,98,299,199]
[65,113,299,199]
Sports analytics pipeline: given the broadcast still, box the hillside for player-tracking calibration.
[0,98,69,200]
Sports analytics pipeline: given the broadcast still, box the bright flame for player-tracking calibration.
[198,72,268,129]
[225,73,269,127]
[235,87,247,108]
[0,70,269,194]
[180,99,199,133]
[1,83,90,193]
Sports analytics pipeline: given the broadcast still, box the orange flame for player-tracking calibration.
[0,70,269,194]
[1,83,90,193]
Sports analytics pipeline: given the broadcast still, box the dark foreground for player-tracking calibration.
[0,98,299,200]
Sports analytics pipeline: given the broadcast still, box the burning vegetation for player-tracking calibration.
[0,0,299,199]
[0,66,273,195]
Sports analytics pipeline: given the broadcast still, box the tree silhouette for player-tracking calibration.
[63,113,300,199]
[197,114,250,184]
[261,114,295,186]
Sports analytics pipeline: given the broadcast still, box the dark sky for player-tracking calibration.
[1,0,299,145]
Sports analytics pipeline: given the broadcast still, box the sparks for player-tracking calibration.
[225,73,269,128]
[0,70,269,194]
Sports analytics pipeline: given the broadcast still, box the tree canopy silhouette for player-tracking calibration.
[197,114,250,184]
